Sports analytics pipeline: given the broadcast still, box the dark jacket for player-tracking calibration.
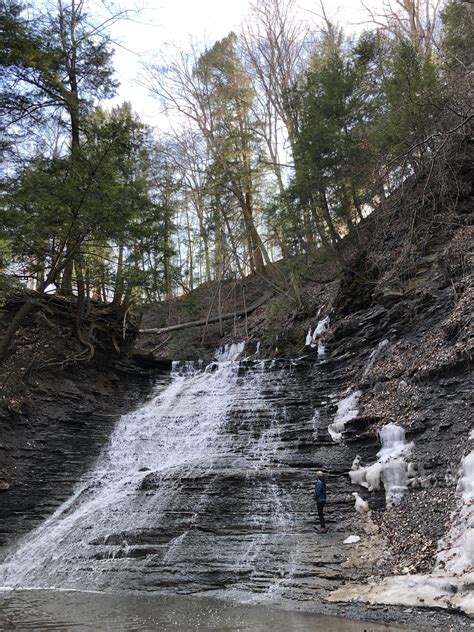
[313,479,326,502]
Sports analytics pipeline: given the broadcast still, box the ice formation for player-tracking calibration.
[311,316,329,342]
[343,535,361,544]
[333,444,474,615]
[349,456,383,492]
[362,339,389,377]
[305,316,330,351]
[214,341,245,362]
[436,449,473,578]
[352,492,369,514]
[349,423,413,508]
[327,390,361,441]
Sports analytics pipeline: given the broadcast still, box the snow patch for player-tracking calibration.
[327,574,474,615]
[328,391,361,441]
[343,535,361,544]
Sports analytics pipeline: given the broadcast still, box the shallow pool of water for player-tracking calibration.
[0,590,419,631]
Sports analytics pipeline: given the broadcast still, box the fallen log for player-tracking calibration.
[139,291,273,335]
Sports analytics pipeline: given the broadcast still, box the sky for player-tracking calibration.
[107,0,379,126]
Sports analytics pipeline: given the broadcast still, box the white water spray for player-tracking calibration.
[0,359,320,596]
[214,341,245,362]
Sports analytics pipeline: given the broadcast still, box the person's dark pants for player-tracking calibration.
[316,501,326,528]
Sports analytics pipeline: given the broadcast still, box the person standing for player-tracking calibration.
[313,470,327,533]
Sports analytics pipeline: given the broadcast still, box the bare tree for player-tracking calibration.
[362,0,443,54]
[161,132,214,284]
[145,37,272,276]
[241,0,311,170]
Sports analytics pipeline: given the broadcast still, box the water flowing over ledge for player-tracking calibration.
[0,357,344,599]
[0,353,471,627]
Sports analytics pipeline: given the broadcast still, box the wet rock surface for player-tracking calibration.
[0,349,470,631]
[0,169,471,632]
[0,266,471,632]
[0,353,170,553]
[0,358,386,605]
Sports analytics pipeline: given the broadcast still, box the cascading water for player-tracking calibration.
[0,357,332,599]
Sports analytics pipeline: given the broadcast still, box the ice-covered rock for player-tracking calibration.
[351,455,361,470]
[328,391,361,441]
[334,443,474,616]
[317,341,326,358]
[311,316,329,343]
[305,316,330,350]
[378,424,413,507]
[436,449,473,577]
[349,423,413,507]
[352,492,369,514]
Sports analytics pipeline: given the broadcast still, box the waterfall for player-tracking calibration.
[0,358,326,596]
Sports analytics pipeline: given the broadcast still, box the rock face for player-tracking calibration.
[0,257,471,620]
[0,160,471,624]
[0,357,382,603]
[0,267,471,614]
[0,352,170,554]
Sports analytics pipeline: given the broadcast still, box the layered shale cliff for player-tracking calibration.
[0,141,471,631]
[0,304,170,551]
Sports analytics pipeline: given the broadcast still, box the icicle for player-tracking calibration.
[363,339,389,377]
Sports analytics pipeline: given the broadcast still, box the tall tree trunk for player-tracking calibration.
[350,181,364,222]
[223,212,245,278]
[112,242,124,310]
[317,189,345,265]
[58,257,73,297]
[185,205,194,291]
[0,301,35,362]
[74,255,87,341]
